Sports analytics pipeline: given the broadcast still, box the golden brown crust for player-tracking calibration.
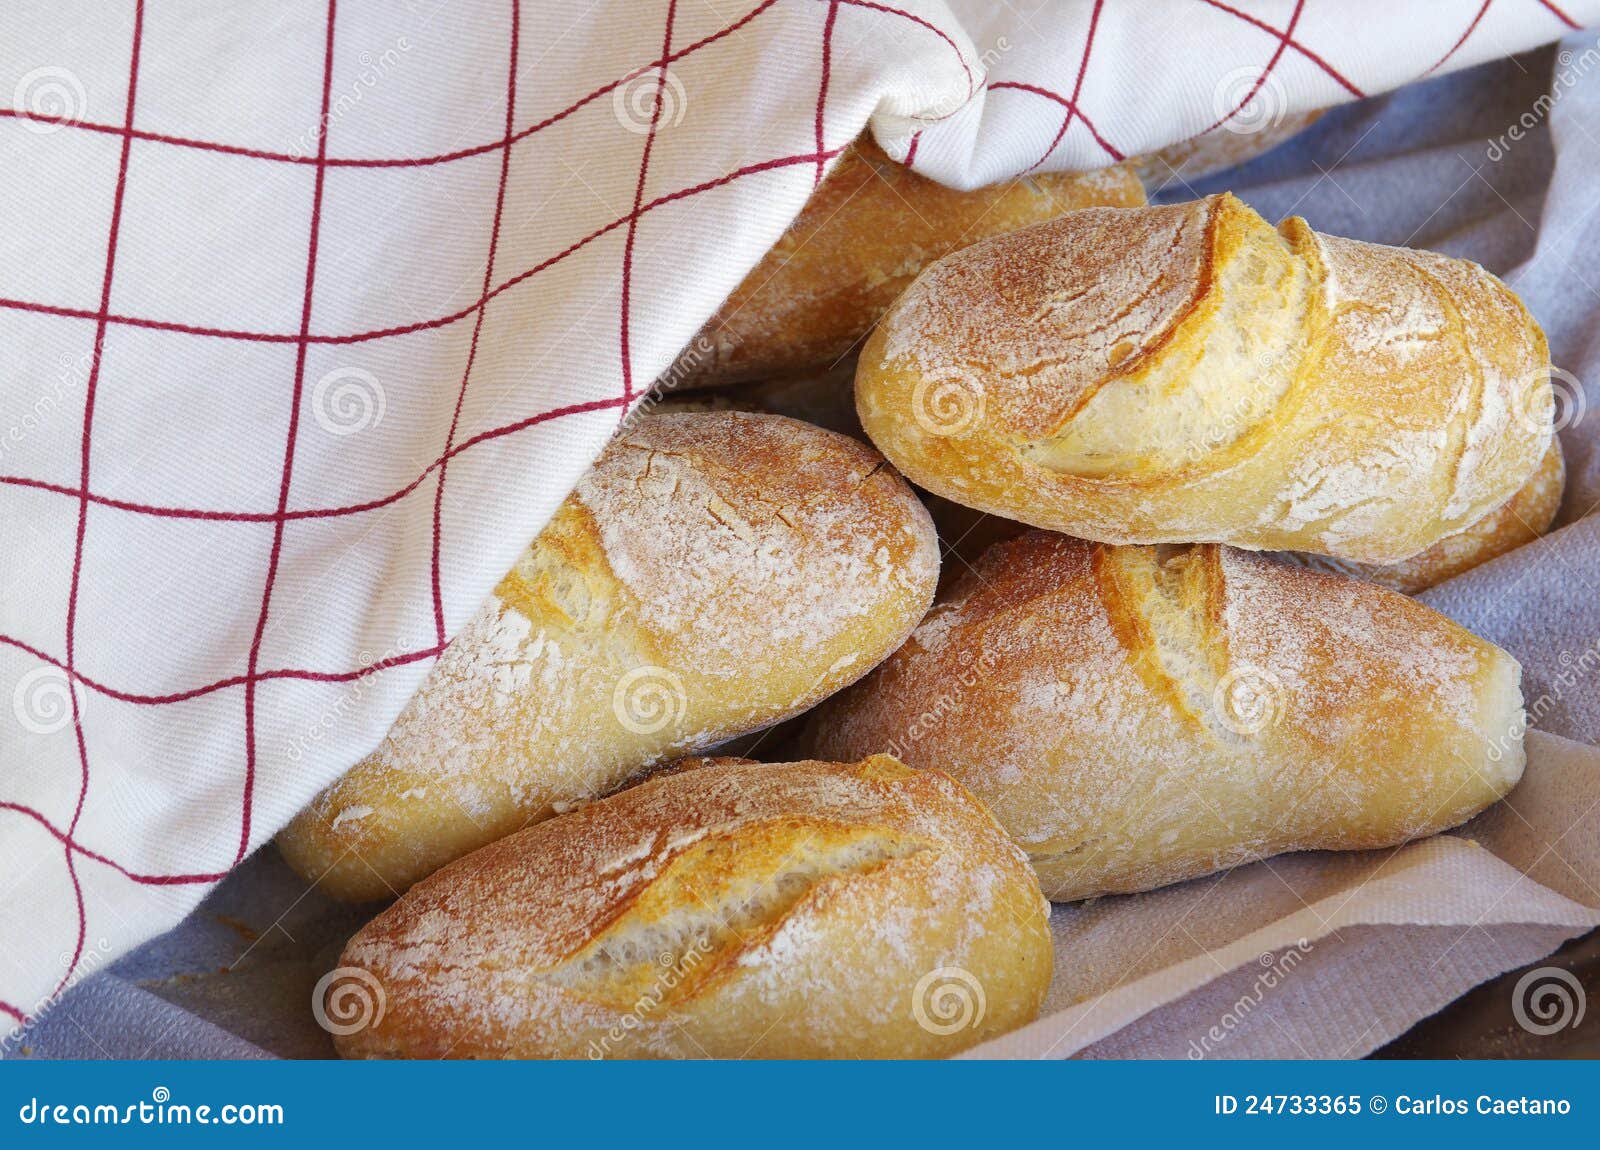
[332,756,1052,1059]
[802,532,1526,901]
[856,192,1553,564]
[1283,435,1565,593]
[933,436,1567,596]
[676,138,1146,386]
[277,412,940,901]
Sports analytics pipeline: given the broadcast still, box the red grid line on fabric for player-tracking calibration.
[815,1,841,187]
[0,3,857,1003]
[0,150,844,351]
[1196,0,1307,135]
[1424,0,1494,77]
[619,0,681,417]
[1540,0,1580,26]
[54,0,146,1003]
[430,0,521,648]
[1415,0,1577,81]
[1196,0,1364,96]
[1,801,229,885]
[235,0,340,871]
[0,389,641,528]
[987,0,1368,164]
[0,632,448,706]
[0,633,451,706]
[987,81,1125,161]
[1017,0,1109,170]
[0,0,781,171]
[1194,0,1569,135]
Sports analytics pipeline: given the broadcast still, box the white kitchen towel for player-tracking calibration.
[0,0,1591,1033]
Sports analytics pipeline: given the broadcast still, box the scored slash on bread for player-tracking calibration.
[670,138,1147,388]
[855,191,1554,564]
[332,756,1053,1060]
[277,412,940,902]
[803,532,1525,902]
[299,171,1559,1060]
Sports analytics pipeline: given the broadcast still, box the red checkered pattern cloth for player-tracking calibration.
[0,0,1592,1033]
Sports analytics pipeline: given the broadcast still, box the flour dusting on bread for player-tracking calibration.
[804,532,1525,902]
[856,193,1552,564]
[577,412,938,677]
[335,758,1052,1059]
[879,200,1210,441]
[277,412,941,902]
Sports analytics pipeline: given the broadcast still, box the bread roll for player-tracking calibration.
[331,756,1053,1059]
[803,532,1526,902]
[855,192,1553,564]
[278,412,940,901]
[1283,435,1565,593]
[675,138,1145,386]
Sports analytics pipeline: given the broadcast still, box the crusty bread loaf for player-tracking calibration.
[856,192,1553,564]
[331,756,1053,1059]
[700,364,1559,596]
[1282,435,1565,593]
[278,412,940,901]
[674,138,1145,386]
[803,532,1526,902]
[929,437,1567,597]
